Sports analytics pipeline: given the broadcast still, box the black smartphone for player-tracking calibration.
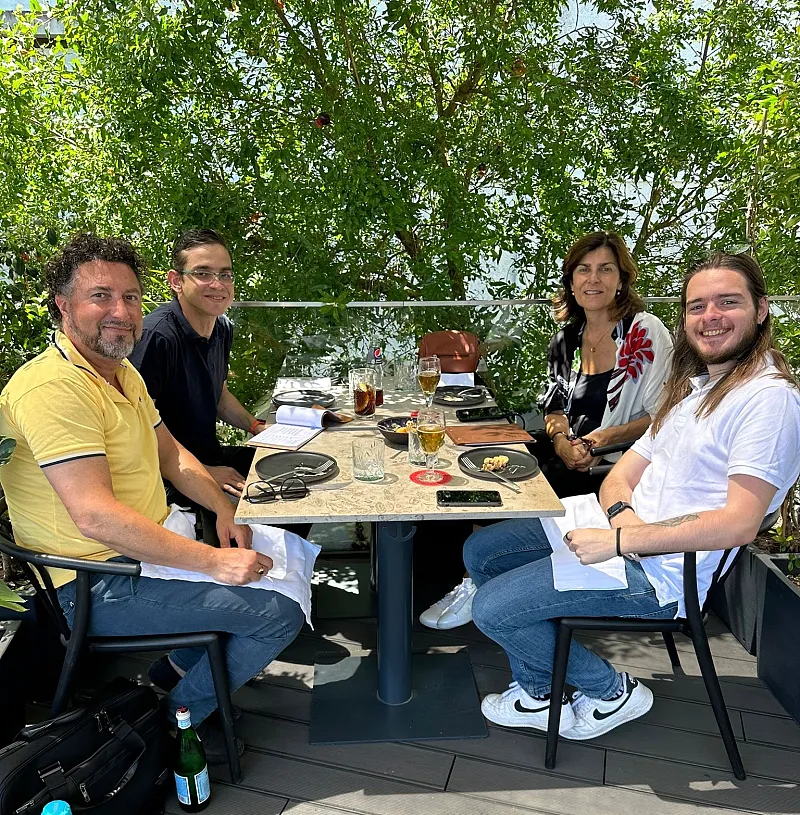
[436,489,503,508]
[455,406,509,422]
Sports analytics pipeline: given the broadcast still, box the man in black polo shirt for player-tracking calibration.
[130,229,266,498]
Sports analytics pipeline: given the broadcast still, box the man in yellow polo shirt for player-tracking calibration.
[0,234,304,761]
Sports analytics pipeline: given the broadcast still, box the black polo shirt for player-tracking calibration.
[129,299,233,465]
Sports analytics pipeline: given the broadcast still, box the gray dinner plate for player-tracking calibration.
[255,451,338,484]
[272,389,336,409]
[433,386,486,407]
[457,447,539,481]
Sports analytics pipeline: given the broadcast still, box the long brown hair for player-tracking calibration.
[651,253,797,434]
[553,231,644,324]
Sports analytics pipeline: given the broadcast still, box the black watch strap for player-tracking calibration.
[606,501,634,520]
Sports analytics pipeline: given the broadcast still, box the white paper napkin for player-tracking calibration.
[542,494,628,591]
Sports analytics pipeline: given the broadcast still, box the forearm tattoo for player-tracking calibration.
[652,513,699,527]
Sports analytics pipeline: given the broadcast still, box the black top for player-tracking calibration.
[568,369,614,437]
[539,315,634,418]
[129,299,233,465]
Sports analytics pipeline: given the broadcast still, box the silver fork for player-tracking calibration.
[267,460,334,482]
[462,457,521,493]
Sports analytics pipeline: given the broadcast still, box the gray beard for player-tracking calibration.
[68,321,139,361]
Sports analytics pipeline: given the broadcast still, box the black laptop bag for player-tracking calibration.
[0,678,170,815]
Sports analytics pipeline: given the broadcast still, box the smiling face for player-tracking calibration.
[570,245,621,317]
[684,266,769,372]
[168,242,234,321]
[55,260,143,362]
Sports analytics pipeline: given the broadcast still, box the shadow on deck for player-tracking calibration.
[89,601,800,815]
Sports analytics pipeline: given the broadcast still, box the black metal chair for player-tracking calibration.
[544,511,779,780]
[586,439,636,478]
[0,520,242,783]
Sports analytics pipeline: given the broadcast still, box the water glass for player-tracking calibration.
[393,359,416,392]
[352,437,385,482]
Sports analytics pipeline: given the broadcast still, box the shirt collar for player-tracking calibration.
[53,330,140,399]
[167,297,220,342]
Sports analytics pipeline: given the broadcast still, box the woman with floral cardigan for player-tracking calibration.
[420,231,673,630]
[535,232,673,497]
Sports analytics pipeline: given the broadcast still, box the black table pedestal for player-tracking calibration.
[309,521,487,744]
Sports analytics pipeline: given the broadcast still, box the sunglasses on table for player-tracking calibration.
[244,477,309,504]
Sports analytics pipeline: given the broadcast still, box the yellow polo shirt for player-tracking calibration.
[0,331,170,587]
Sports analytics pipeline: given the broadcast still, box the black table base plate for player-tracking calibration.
[309,651,488,744]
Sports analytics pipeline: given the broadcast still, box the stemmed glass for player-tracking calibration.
[418,356,441,407]
[415,407,446,484]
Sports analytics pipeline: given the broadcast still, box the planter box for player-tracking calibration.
[709,543,772,656]
[758,555,800,725]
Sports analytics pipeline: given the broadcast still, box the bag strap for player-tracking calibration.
[39,762,69,802]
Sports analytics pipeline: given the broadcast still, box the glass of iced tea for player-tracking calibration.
[418,356,441,406]
[415,407,447,484]
[350,367,377,416]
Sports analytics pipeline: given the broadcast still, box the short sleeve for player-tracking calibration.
[726,384,800,491]
[631,426,655,462]
[639,316,674,416]
[12,376,107,468]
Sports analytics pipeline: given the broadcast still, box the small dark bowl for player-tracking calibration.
[377,416,412,447]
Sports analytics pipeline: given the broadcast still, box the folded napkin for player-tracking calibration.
[141,505,321,625]
[542,494,628,591]
[439,373,475,387]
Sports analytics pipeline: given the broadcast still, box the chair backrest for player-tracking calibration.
[418,331,480,373]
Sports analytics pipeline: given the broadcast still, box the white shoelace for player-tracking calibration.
[443,577,473,607]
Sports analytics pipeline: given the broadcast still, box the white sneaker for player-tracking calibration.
[481,681,576,734]
[562,672,653,740]
[419,577,476,630]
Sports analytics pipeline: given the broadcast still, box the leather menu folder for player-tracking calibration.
[445,423,534,447]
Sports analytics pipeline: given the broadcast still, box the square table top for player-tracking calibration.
[235,381,564,525]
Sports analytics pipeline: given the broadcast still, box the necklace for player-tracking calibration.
[583,327,614,353]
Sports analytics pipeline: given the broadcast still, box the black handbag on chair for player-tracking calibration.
[0,678,170,815]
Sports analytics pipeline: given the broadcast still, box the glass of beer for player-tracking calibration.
[418,356,441,406]
[350,367,377,416]
[415,407,447,484]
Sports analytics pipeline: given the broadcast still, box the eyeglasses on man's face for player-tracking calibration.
[182,268,235,285]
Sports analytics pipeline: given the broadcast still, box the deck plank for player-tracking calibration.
[236,714,454,788]
[447,755,756,815]
[605,751,799,814]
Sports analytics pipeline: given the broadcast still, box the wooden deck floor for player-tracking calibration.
[100,595,800,815]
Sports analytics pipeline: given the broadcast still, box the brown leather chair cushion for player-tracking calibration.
[418,331,480,373]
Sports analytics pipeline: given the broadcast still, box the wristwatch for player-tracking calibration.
[606,501,634,521]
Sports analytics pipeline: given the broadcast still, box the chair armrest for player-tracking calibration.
[591,440,635,458]
[0,534,140,577]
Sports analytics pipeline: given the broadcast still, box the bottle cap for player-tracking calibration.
[42,802,73,815]
[176,707,192,725]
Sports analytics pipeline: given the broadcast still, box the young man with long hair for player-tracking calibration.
[462,252,800,740]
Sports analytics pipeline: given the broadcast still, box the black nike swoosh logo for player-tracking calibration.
[514,699,549,714]
[593,675,637,721]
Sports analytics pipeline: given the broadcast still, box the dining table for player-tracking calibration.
[235,377,565,744]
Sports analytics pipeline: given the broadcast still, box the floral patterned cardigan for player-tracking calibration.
[540,311,674,455]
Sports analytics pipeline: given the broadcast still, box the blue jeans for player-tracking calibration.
[463,519,678,699]
[57,561,304,725]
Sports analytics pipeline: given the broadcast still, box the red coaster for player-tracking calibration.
[410,469,452,486]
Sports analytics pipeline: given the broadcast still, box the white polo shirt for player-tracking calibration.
[631,362,800,616]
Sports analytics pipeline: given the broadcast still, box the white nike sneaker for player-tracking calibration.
[419,577,476,630]
[481,681,577,733]
[562,672,653,740]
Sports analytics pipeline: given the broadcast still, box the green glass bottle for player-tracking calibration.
[174,707,211,812]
